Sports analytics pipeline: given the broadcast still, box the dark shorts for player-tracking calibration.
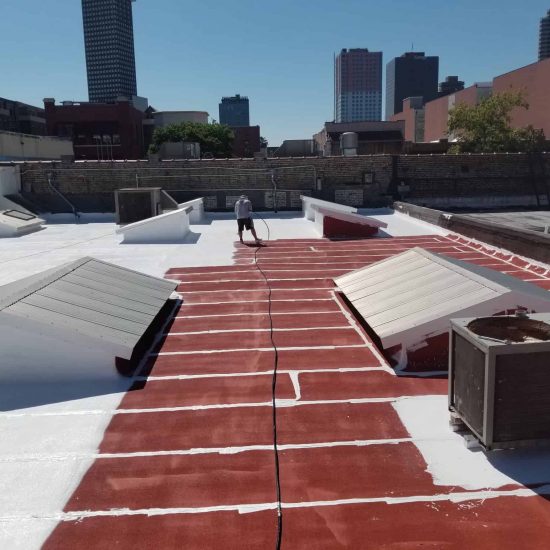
[237,217,253,231]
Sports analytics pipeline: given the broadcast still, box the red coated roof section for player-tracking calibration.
[44,235,550,549]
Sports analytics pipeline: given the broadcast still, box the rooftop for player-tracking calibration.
[1,208,550,549]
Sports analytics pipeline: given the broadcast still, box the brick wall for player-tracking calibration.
[18,152,550,213]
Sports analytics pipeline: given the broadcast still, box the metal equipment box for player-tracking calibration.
[449,314,550,450]
[115,188,162,225]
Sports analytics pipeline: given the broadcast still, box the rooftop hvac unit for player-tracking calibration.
[449,313,550,450]
[340,132,358,157]
[115,188,162,225]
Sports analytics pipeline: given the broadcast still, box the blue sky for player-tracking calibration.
[1,1,548,145]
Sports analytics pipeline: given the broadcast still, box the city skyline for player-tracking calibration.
[1,0,549,145]
[219,94,250,127]
[385,52,439,120]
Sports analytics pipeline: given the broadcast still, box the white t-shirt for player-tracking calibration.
[235,199,253,219]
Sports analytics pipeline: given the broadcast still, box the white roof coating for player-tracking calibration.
[0,210,444,287]
[335,247,550,349]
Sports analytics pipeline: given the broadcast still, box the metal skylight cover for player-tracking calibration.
[3,209,37,221]
[0,258,177,380]
[335,247,550,349]
[0,209,44,237]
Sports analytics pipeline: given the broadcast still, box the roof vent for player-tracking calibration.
[335,247,550,371]
[0,209,45,238]
[0,258,177,382]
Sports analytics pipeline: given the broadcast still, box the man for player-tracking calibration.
[235,195,261,244]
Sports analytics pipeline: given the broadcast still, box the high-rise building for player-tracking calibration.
[385,52,439,119]
[82,0,138,103]
[219,95,250,127]
[539,9,550,61]
[439,76,465,98]
[334,48,383,122]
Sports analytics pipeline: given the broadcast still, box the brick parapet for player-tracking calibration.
[19,153,550,211]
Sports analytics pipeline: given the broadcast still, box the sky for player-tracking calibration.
[1,0,548,145]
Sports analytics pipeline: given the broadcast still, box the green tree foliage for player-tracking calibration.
[149,122,234,157]
[447,91,546,153]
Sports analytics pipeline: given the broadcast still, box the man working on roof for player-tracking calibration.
[235,195,261,244]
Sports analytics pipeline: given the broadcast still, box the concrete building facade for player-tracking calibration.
[272,140,317,157]
[439,76,465,98]
[82,0,138,103]
[231,126,261,157]
[423,83,492,142]
[493,57,550,138]
[539,9,550,61]
[386,52,439,119]
[334,49,383,123]
[395,54,550,144]
[0,98,46,136]
[390,97,425,143]
[0,132,73,161]
[314,121,404,155]
[153,111,209,127]
[44,98,144,160]
[219,95,250,127]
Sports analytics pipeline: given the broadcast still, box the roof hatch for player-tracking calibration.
[0,257,178,381]
[335,247,550,370]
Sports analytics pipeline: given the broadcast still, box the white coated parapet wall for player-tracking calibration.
[0,257,177,382]
[178,197,204,224]
[117,206,193,243]
[335,247,550,350]
[301,195,357,221]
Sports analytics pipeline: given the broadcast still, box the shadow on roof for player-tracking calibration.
[485,448,550,492]
[118,229,202,245]
[0,378,133,411]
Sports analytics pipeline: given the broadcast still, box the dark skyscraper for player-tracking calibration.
[82,0,138,103]
[439,76,465,98]
[219,95,250,127]
[334,48,383,122]
[539,10,550,61]
[386,52,439,119]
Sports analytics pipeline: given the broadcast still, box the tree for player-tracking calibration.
[447,91,546,153]
[149,122,234,157]
[260,136,268,148]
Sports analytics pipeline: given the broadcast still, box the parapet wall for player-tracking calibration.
[17,152,550,213]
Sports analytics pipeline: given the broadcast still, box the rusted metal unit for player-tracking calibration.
[449,314,550,450]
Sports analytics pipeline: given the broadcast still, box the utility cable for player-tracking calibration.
[252,212,283,550]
